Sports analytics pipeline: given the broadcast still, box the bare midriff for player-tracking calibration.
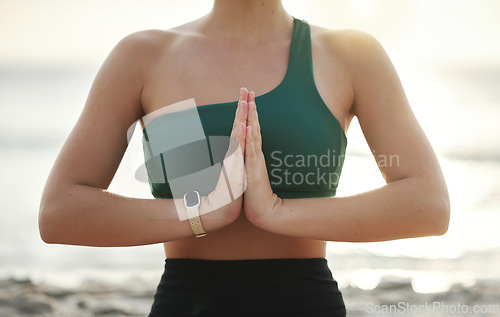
[164,213,327,259]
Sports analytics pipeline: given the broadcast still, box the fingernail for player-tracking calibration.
[240,88,244,99]
[249,101,255,109]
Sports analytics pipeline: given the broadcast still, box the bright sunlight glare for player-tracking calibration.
[351,0,375,17]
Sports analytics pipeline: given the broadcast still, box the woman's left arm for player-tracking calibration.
[243,31,450,242]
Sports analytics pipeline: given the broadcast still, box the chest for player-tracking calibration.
[142,37,291,110]
[140,30,353,134]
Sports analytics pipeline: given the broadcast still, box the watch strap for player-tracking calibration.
[186,205,207,238]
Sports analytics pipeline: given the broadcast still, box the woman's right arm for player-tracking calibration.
[38,31,247,247]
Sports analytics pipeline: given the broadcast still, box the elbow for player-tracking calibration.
[38,203,62,244]
[435,197,450,236]
[38,213,55,244]
[39,182,82,244]
[39,231,57,245]
[425,191,450,236]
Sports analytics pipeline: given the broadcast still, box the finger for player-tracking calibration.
[248,92,261,135]
[231,100,247,142]
[252,96,261,133]
[238,88,249,132]
[238,88,249,125]
[229,89,249,157]
[247,100,257,134]
[245,91,253,127]
[239,100,248,135]
[235,112,248,155]
[247,90,254,103]
[231,89,242,131]
[232,88,249,132]
[245,126,261,187]
[239,122,246,153]
[241,87,249,103]
[247,100,262,150]
[245,126,257,163]
[246,118,266,168]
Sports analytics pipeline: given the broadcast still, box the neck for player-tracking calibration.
[201,0,293,40]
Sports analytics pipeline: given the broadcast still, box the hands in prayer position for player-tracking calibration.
[201,87,282,232]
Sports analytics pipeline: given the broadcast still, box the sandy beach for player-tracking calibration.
[1,275,499,317]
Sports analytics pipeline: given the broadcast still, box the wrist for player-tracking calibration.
[245,193,284,231]
[200,194,242,232]
[198,195,215,232]
[271,195,284,217]
[184,191,207,238]
[260,196,288,234]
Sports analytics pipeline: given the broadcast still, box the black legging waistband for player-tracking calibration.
[163,257,333,280]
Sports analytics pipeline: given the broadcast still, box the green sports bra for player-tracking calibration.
[142,17,347,199]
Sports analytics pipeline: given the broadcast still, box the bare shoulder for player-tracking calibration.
[118,27,185,48]
[310,24,400,116]
[117,19,202,50]
[106,29,177,69]
[107,21,203,81]
[310,24,388,67]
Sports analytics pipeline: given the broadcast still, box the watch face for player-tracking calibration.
[184,191,200,208]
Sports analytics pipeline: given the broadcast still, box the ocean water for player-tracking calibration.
[0,61,499,295]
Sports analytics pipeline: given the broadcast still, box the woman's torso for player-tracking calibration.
[139,17,355,259]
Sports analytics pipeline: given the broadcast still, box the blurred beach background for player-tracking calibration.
[1,0,499,315]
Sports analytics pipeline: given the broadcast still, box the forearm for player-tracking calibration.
[39,184,194,247]
[268,176,450,242]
